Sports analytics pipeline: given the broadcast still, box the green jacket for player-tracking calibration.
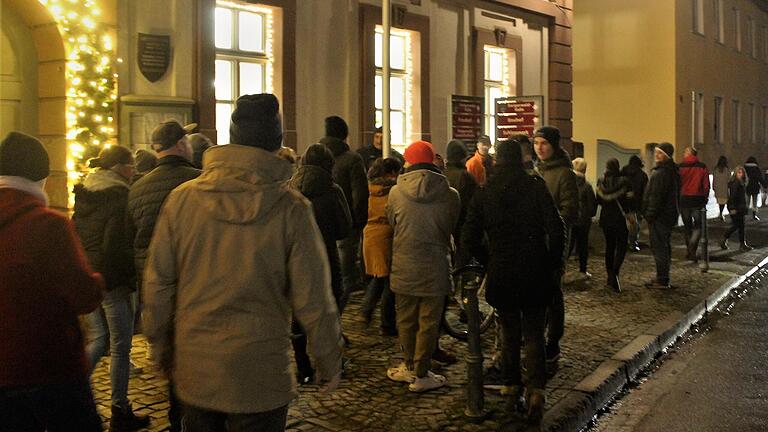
[535,149,579,227]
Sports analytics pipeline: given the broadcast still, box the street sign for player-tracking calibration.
[449,95,484,154]
[495,96,544,142]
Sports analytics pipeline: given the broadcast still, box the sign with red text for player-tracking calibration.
[449,95,484,153]
[495,96,544,141]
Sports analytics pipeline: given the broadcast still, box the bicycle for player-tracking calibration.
[442,263,495,341]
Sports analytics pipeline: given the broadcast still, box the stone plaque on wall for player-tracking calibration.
[138,33,171,83]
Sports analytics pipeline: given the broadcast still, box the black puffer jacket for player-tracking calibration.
[72,175,134,291]
[744,161,766,195]
[620,163,648,212]
[320,136,369,229]
[289,164,352,304]
[357,145,405,171]
[126,155,200,276]
[727,178,748,215]
[444,162,478,246]
[642,159,680,227]
[461,164,565,310]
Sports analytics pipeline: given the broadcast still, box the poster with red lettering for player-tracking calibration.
[495,96,544,142]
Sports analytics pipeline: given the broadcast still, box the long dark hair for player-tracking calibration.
[368,157,402,180]
[715,156,728,170]
[604,158,620,178]
[302,143,335,174]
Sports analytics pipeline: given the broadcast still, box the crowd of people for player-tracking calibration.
[2,91,767,431]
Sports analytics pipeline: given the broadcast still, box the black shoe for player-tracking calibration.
[608,273,621,293]
[645,279,672,289]
[110,404,150,432]
[740,242,754,251]
[720,239,729,250]
[432,348,458,365]
[380,327,398,337]
[753,213,761,221]
[483,364,503,385]
[545,345,560,377]
[296,369,315,386]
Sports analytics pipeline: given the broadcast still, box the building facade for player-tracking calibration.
[574,0,768,182]
[1,0,572,210]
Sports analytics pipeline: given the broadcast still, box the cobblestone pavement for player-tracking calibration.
[91,217,768,431]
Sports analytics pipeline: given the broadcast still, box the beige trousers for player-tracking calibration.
[396,294,445,378]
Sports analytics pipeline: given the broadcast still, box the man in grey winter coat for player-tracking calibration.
[385,140,460,393]
[143,94,343,432]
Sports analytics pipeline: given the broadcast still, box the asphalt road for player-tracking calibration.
[590,269,768,432]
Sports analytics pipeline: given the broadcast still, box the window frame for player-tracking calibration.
[693,0,705,35]
[714,96,724,144]
[733,99,741,145]
[734,8,742,52]
[374,26,413,149]
[483,45,514,144]
[694,91,704,146]
[714,0,725,44]
[749,102,756,144]
[747,16,757,58]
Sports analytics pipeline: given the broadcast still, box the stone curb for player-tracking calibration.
[542,254,768,432]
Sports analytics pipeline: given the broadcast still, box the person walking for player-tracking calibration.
[143,94,343,431]
[0,132,105,431]
[72,145,149,431]
[642,143,680,289]
[721,166,752,251]
[533,126,578,373]
[320,116,369,309]
[713,156,730,221]
[358,126,405,170]
[678,147,710,261]
[289,143,352,384]
[596,159,632,292]
[360,157,402,336]
[570,158,597,278]
[385,140,460,392]
[461,138,565,424]
[744,157,765,220]
[126,120,200,432]
[620,155,649,251]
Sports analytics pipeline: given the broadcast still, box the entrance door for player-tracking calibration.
[0,3,38,139]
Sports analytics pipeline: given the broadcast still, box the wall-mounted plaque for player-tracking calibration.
[138,33,171,83]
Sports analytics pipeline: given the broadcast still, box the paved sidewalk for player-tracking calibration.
[90,217,768,432]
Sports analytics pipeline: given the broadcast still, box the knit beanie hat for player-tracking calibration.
[572,157,587,174]
[404,140,435,166]
[229,94,283,151]
[89,145,133,170]
[446,140,469,164]
[656,142,674,159]
[134,149,157,173]
[325,116,349,141]
[534,126,561,149]
[495,138,523,166]
[0,132,50,181]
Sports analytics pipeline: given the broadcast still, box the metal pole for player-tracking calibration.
[463,276,485,420]
[701,207,710,273]
[382,0,391,159]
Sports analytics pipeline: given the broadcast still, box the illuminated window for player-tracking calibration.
[214,1,274,144]
[374,26,412,151]
[484,45,512,144]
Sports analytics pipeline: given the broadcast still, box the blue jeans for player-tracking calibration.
[0,378,102,432]
[86,286,135,407]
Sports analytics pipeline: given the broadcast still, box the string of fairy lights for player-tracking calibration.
[38,0,117,189]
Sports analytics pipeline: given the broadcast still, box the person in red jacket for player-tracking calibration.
[678,147,710,261]
[0,132,104,431]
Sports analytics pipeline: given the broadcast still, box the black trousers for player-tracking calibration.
[182,403,288,432]
[603,225,629,275]
[500,305,547,390]
[569,224,590,273]
[724,213,746,244]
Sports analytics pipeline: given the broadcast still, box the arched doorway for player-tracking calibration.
[1,0,67,210]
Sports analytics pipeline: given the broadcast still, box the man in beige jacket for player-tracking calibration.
[143,94,343,431]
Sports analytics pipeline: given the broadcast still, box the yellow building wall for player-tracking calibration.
[573,0,677,183]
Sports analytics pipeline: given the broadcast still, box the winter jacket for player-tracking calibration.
[678,155,710,208]
[620,163,648,212]
[460,165,565,310]
[289,164,352,303]
[713,167,731,203]
[72,170,134,291]
[0,188,103,387]
[727,179,748,215]
[143,144,343,414]
[444,162,478,246]
[127,155,200,278]
[320,136,369,228]
[597,174,632,229]
[744,162,766,195]
[535,148,579,227]
[357,145,405,171]
[574,173,597,228]
[386,164,460,297]
[465,152,493,186]
[642,159,680,227]
[363,179,396,277]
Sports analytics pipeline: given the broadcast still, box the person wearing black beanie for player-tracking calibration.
[229,93,283,151]
[0,131,50,182]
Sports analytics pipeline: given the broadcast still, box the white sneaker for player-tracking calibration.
[408,371,447,392]
[387,363,415,383]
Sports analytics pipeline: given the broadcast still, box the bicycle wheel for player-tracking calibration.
[442,265,495,341]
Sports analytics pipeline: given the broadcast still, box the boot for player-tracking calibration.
[610,271,621,293]
[501,384,525,416]
[109,403,150,432]
[720,238,729,250]
[525,388,546,424]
